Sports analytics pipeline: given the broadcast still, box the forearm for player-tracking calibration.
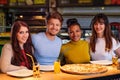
[0,43,27,73]
[1,64,27,73]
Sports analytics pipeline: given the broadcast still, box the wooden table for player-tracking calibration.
[0,66,120,80]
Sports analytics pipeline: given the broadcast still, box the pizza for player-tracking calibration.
[60,64,107,74]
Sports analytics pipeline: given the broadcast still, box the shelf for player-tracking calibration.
[57,4,120,7]
[0,0,49,9]
[15,12,46,26]
[57,0,120,7]
[15,12,46,16]
[2,5,47,9]
[58,6,120,16]
[0,0,49,33]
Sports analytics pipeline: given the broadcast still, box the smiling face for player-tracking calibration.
[46,18,62,36]
[94,21,105,37]
[68,25,81,42]
[16,26,29,45]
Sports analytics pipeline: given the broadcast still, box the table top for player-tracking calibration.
[0,66,120,80]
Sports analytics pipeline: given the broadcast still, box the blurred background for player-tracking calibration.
[0,0,120,54]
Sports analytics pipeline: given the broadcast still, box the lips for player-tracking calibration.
[22,38,27,42]
[52,29,57,32]
[95,28,102,32]
[73,36,80,41]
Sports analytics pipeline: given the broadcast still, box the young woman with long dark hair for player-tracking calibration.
[0,21,37,73]
[89,13,120,60]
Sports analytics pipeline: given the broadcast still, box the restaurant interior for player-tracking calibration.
[0,0,120,80]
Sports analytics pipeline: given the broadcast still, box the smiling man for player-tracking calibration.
[32,11,63,66]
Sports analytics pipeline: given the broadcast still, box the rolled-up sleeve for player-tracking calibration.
[0,43,25,73]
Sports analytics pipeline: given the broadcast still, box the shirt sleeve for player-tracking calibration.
[0,43,26,73]
[112,38,120,50]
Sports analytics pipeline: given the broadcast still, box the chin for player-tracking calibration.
[22,41,27,44]
[72,39,78,42]
[96,31,103,33]
[50,33,56,36]
[50,32,58,35]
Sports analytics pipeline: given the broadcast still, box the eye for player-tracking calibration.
[94,23,98,25]
[56,24,60,27]
[26,31,29,33]
[76,30,80,32]
[19,31,24,34]
[100,23,104,25]
[69,31,73,34]
[49,23,53,26]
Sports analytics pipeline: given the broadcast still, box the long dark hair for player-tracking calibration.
[90,13,117,52]
[11,21,37,69]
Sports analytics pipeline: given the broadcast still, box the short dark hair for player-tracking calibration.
[46,11,63,24]
[66,18,81,31]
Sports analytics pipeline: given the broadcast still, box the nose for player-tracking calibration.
[95,24,100,28]
[52,24,57,29]
[73,32,77,36]
[23,32,28,37]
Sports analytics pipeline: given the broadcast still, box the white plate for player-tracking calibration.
[7,69,33,77]
[90,60,112,65]
[40,65,54,71]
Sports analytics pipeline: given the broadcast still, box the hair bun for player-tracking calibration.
[67,18,78,26]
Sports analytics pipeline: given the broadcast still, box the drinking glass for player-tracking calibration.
[33,64,40,78]
[54,60,60,74]
[112,55,118,66]
[117,59,120,70]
